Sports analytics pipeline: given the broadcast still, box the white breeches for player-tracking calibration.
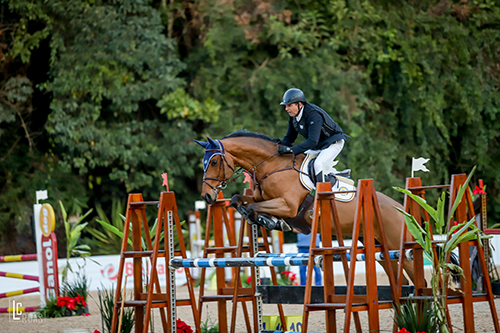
[308,139,345,175]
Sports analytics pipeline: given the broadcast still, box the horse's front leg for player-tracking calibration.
[247,197,298,219]
[231,195,297,232]
[230,194,256,208]
[230,194,259,225]
[244,198,298,232]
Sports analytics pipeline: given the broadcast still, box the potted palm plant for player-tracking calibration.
[393,167,491,333]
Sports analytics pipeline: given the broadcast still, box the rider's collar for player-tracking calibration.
[202,139,225,172]
[296,105,304,121]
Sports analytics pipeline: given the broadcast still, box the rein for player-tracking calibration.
[203,142,309,193]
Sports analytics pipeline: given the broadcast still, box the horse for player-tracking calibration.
[194,129,415,283]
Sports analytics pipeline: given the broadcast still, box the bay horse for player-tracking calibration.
[194,130,414,283]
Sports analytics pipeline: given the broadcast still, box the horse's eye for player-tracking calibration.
[211,159,218,166]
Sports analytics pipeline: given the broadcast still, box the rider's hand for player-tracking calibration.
[278,146,293,155]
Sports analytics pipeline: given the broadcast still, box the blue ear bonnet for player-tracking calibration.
[196,138,225,172]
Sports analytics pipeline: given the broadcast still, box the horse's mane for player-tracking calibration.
[223,129,279,143]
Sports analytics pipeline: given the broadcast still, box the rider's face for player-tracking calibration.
[285,102,302,117]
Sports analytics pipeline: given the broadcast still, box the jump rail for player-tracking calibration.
[169,250,414,269]
[0,271,39,282]
[255,250,413,262]
[0,254,38,262]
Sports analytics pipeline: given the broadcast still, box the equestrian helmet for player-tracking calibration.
[280,88,306,105]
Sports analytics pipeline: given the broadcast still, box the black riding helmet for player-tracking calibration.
[280,88,306,105]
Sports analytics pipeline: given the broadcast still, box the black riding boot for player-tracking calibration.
[325,173,338,187]
[316,172,338,188]
[314,172,323,184]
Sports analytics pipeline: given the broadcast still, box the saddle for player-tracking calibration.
[307,158,351,187]
[299,153,355,192]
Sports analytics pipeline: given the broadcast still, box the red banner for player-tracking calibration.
[41,233,59,300]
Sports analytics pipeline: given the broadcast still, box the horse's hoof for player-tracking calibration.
[230,195,242,208]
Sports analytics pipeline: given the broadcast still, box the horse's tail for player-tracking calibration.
[435,245,461,284]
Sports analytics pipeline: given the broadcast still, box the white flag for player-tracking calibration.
[36,190,48,203]
[412,157,430,177]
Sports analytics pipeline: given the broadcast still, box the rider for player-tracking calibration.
[278,88,348,184]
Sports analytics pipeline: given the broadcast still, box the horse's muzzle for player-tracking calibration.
[204,193,215,205]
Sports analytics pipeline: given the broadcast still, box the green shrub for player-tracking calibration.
[393,298,437,333]
[96,285,134,333]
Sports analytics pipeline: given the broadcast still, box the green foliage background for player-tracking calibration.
[1,0,500,253]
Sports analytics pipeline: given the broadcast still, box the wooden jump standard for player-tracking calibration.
[396,174,500,333]
[110,192,201,333]
[196,189,286,333]
[301,180,399,333]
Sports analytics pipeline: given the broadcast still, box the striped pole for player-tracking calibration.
[0,271,39,281]
[0,287,40,299]
[0,254,37,262]
[255,249,413,262]
[0,306,40,313]
[170,256,323,269]
[170,250,414,269]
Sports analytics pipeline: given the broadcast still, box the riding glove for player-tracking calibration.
[278,146,293,155]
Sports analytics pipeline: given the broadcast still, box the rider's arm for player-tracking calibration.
[290,112,323,155]
[281,117,297,146]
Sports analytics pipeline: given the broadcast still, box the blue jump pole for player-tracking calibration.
[169,256,323,269]
[255,249,413,262]
[169,250,413,269]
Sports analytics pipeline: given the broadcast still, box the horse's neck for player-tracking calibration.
[224,139,277,172]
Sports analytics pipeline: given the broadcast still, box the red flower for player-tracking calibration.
[75,294,87,307]
[246,276,252,285]
[395,329,410,333]
[56,296,72,308]
[56,295,87,311]
[94,330,101,333]
[473,185,486,195]
[82,313,90,316]
[66,298,76,310]
[176,318,193,333]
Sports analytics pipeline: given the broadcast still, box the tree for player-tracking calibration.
[177,0,500,220]
[1,0,219,251]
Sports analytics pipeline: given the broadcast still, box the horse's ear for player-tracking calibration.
[193,139,209,149]
[207,136,218,147]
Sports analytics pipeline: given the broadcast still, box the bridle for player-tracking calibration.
[202,146,237,191]
[202,141,307,193]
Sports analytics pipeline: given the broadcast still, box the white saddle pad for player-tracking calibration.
[299,153,356,202]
